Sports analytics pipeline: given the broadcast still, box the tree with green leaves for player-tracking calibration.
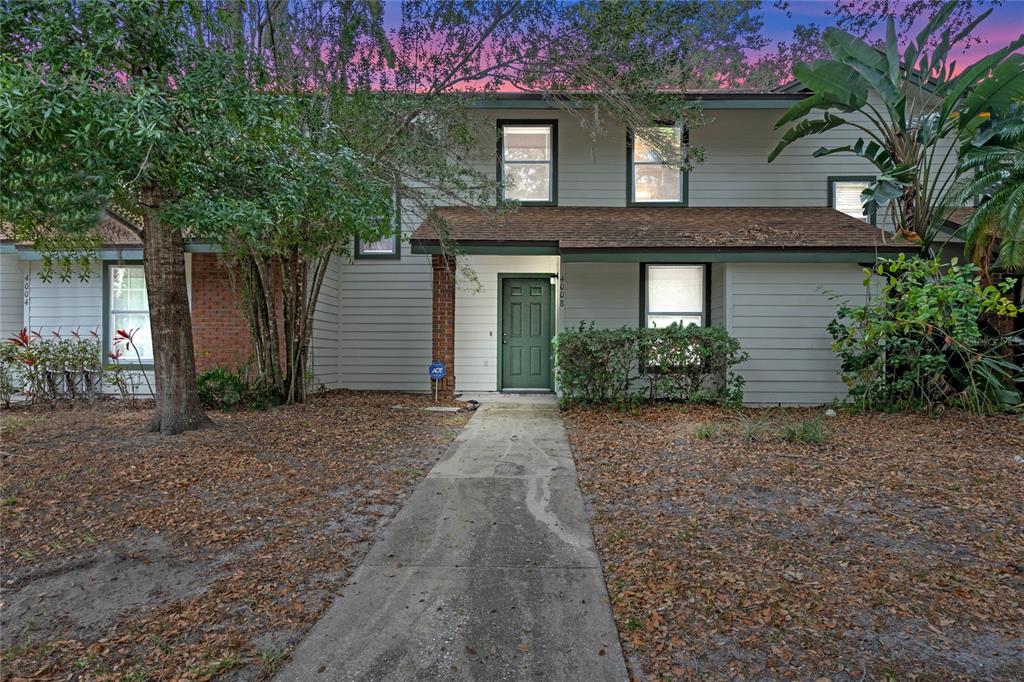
[0,1,261,433]
[169,0,773,404]
[955,106,1024,272]
[767,1,1024,256]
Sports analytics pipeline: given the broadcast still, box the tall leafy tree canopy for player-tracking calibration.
[0,0,269,433]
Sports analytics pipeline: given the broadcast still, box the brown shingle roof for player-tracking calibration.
[1,210,141,247]
[412,206,916,252]
[944,207,975,227]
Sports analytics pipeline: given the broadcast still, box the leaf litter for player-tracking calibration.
[563,405,1024,681]
[0,390,467,680]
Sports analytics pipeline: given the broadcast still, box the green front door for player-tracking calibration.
[500,277,553,390]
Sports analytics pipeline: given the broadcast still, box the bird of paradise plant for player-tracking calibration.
[768,0,1024,257]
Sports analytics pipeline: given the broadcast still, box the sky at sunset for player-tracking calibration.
[757,0,1024,68]
[379,0,1024,80]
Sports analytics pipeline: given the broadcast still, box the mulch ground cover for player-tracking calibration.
[0,390,467,680]
[563,405,1024,681]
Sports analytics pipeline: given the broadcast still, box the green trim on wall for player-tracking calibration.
[412,241,911,262]
[103,261,155,370]
[412,242,559,256]
[828,175,878,226]
[562,249,909,263]
[9,241,220,261]
[496,119,559,206]
[495,272,556,392]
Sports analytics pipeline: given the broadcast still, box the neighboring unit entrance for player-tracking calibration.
[499,276,553,390]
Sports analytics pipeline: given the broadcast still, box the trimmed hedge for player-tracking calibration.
[553,323,747,407]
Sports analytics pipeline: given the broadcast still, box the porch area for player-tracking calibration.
[413,206,915,406]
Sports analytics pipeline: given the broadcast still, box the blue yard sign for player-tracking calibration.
[429,362,446,402]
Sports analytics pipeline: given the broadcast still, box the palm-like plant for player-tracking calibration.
[768,1,1024,255]
[956,110,1024,271]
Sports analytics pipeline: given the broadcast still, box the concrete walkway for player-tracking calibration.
[275,395,627,681]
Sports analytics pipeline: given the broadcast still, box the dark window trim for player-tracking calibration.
[103,260,154,369]
[638,263,709,328]
[828,175,877,225]
[627,124,689,207]
[355,192,402,259]
[496,119,558,206]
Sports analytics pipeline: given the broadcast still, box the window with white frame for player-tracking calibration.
[644,265,704,328]
[108,264,154,361]
[830,177,875,223]
[356,191,401,258]
[499,122,555,203]
[630,125,685,204]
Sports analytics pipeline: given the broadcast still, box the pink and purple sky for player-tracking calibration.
[377,0,1023,82]
[758,0,1024,70]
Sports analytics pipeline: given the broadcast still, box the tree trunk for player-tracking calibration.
[140,185,214,434]
[238,243,334,406]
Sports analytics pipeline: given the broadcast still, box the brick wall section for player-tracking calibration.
[431,254,456,398]
[190,253,252,372]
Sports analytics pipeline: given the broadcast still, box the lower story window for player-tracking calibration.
[644,264,704,328]
[108,264,154,361]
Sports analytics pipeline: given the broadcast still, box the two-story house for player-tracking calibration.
[0,86,919,405]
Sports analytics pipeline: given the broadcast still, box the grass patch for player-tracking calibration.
[257,648,287,671]
[737,415,771,443]
[189,650,241,678]
[779,418,827,444]
[692,422,720,440]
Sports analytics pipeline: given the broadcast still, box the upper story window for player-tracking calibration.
[356,191,401,259]
[643,264,705,328]
[498,121,556,204]
[829,176,876,224]
[108,264,154,362]
[629,126,686,205]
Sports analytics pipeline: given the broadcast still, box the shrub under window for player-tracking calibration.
[554,323,747,407]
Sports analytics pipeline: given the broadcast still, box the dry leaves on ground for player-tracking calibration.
[563,405,1024,681]
[0,390,467,680]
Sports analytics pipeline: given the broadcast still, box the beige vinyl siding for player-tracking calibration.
[470,110,629,207]
[692,107,880,208]
[454,255,560,392]
[726,263,875,405]
[709,263,725,327]
[338,256,432,390]
[338,204,433,391]
[1,254,24,336]
[559,262,638,330]
[25,261,103,332]
[308,256,341,389]
[469,96,939,221]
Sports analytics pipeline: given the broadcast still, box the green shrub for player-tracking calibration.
[196,367,248,409]
[827,255,1021,414]
[780,418,826,444]
[554,323,747,407]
